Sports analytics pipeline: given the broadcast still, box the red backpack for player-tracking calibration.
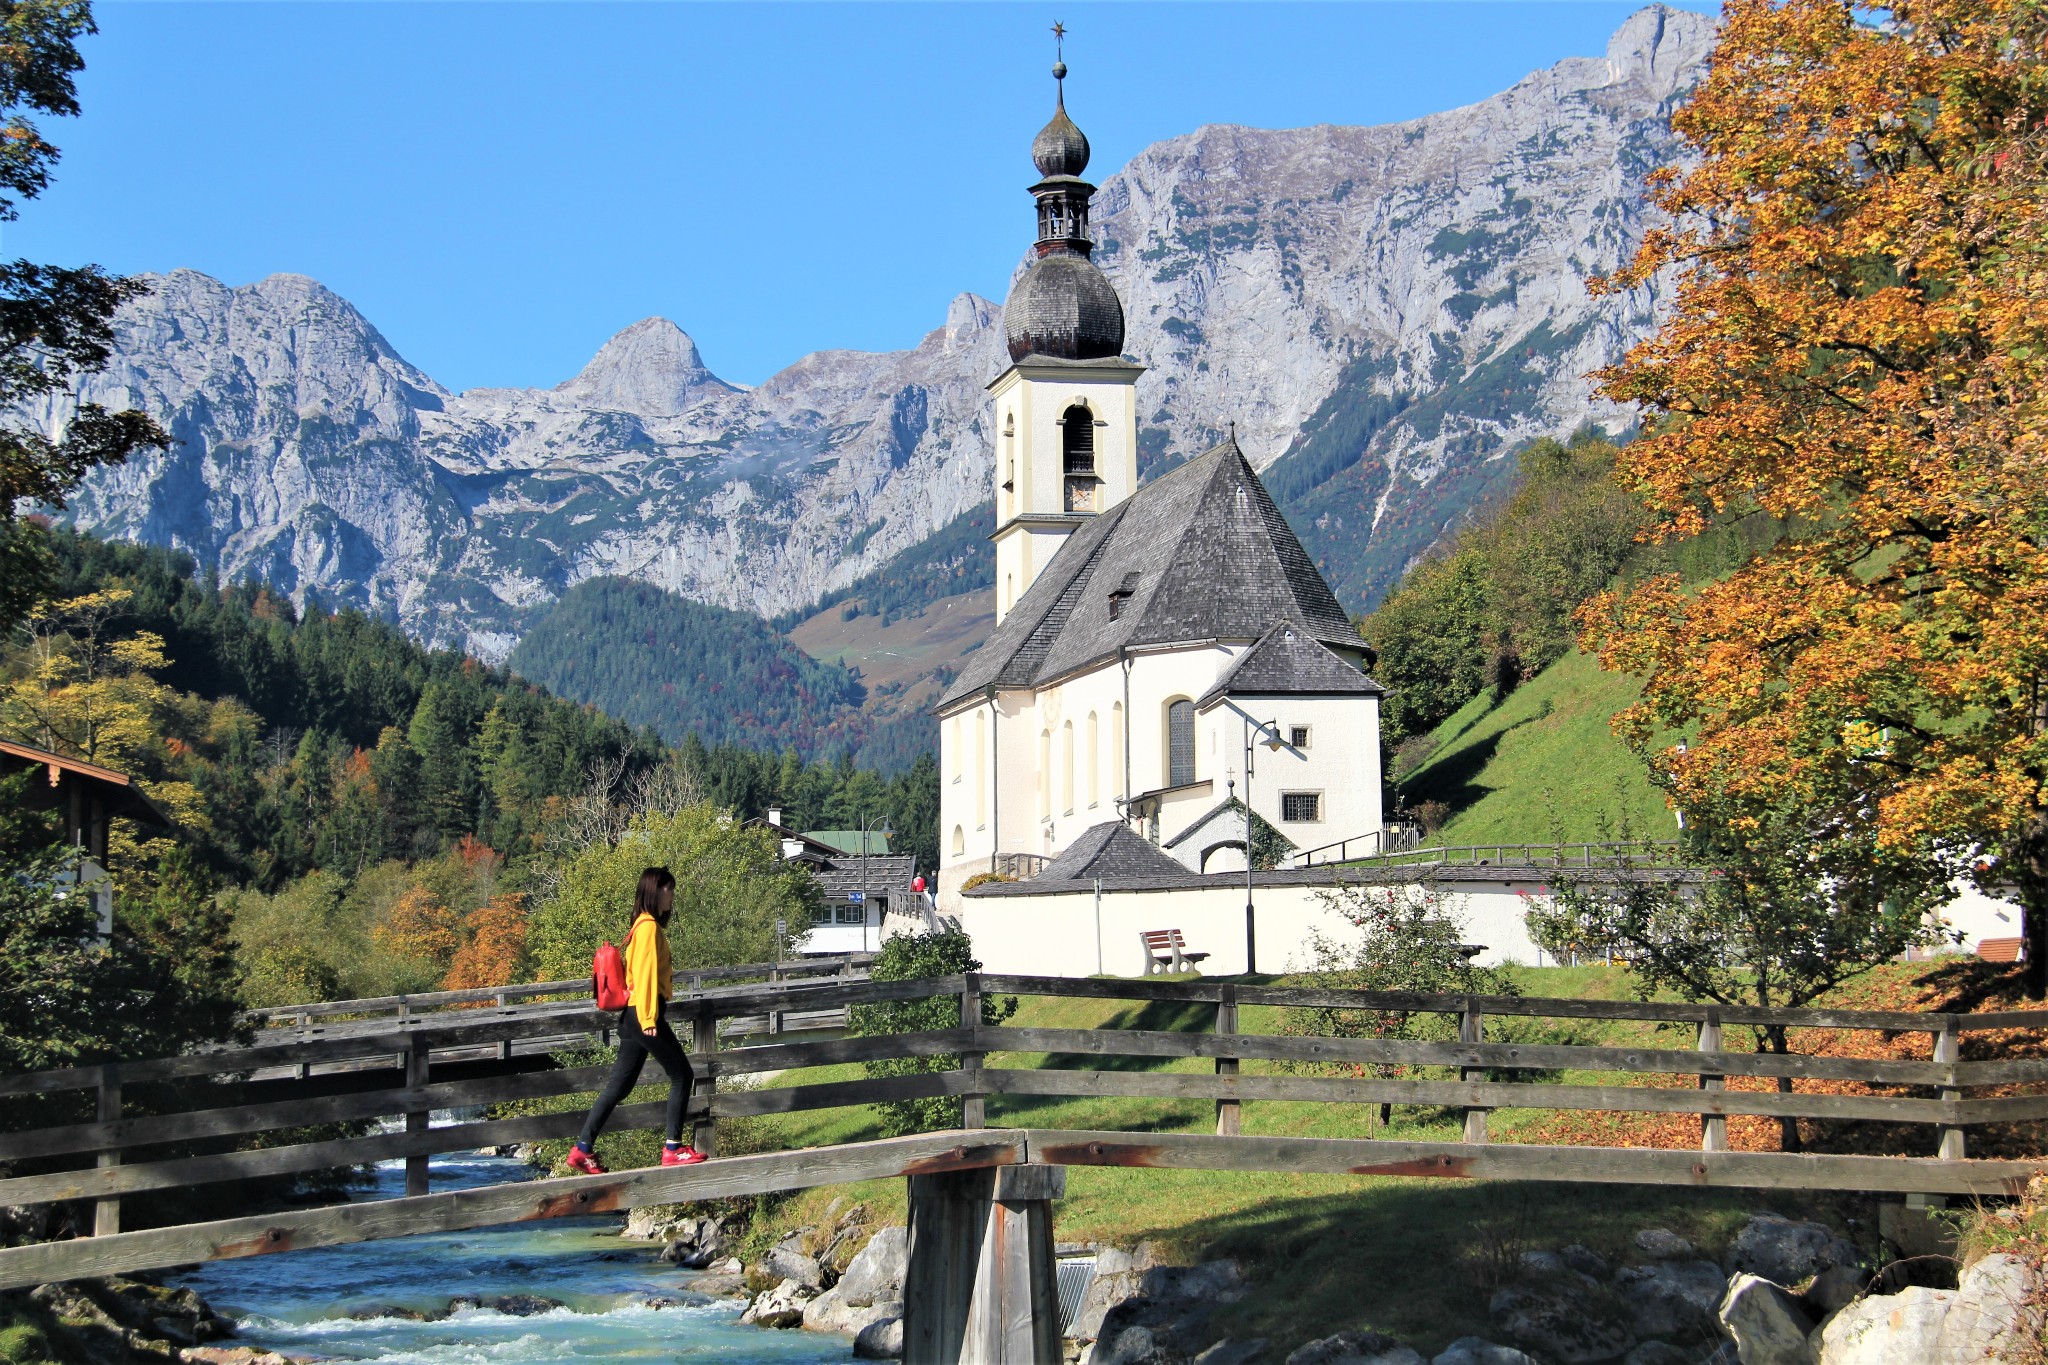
[592,941,629,1011]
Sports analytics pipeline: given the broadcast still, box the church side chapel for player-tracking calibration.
[934,55,1389,932]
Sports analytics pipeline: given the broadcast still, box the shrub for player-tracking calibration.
[849,929,1015,1136]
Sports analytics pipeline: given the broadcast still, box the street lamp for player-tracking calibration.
[859,812,894,953]
[1241,713,1283,974]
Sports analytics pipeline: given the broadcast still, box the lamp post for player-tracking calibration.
[1241,712,1282,975]
[858,812,894,953]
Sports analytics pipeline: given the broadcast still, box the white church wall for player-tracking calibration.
[1930,883,2025,954]
[1200,693,1384,860]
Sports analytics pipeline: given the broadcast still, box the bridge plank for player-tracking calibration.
[981,1068,1960,1124]
[1019,1129,2048,1196]
[978,1026,2005,1087]
[0,1130,1025,1291]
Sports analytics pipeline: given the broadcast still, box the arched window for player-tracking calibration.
[949,717,961,781]
[1038,730,1052,818]
[1061,720,1075,814]
[1111,702,1124,799]
[1086,711,1099,807]
[951,825,966,856]
[1061,403,1095,475]
[1167,700,1196,787]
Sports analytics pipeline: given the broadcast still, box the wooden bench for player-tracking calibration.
[1139,929,1209,975]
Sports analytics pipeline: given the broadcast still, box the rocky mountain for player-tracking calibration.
[41,5,1713,658]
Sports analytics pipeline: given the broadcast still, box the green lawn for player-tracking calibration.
[1401,649,1675,847]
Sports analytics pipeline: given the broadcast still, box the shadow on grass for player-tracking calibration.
[1037,997,1221,1074]
[1402,712,1535,813]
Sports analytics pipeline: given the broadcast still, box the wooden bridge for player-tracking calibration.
[3,966,2046,1362]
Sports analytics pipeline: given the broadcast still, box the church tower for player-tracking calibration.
[989,53,1143,625]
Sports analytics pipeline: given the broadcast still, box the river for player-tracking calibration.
[176,1150,849,1364]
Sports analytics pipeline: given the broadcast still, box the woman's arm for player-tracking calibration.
[627,917,662,1034]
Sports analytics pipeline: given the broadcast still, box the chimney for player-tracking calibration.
[767,807,784,828]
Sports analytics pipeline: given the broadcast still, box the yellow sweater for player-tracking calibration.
[625,913,671,1020]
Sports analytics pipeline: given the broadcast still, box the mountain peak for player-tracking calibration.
[1606,4,1718,102]
[553,317,734,415]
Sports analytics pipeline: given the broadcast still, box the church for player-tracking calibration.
[934,61,1389,915]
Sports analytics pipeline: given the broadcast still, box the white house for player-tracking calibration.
[933,64,1389,916]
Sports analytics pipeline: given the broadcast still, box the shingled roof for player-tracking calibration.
[1196,622,1384,709]
[998,821,1196,887]
[937,440,1361,712]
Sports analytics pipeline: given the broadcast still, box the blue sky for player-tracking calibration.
[20,2,1713,391]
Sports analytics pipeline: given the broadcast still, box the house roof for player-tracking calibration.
[0,739,174,828]
[936,439,1363,712]
[805,830,893,856]
[1196,622,1385,709]
[814,855,918,901]
[1016,822,1198,886]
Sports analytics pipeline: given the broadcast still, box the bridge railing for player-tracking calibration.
[1,969,2044,1261]
[1296,839,1687,871]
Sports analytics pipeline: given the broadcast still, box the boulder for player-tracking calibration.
[1931,1252,2036,1364]
[1561,1246,1612,1281]
[1193,1340,1270,1364]
[1717,1273,1816,1365]
[1094,1326,1172,1364]
[1612,1260,1727,1340]
[446,1293,562,1317]
[1081,1259,1248,1360]
[837,1227,910,1307]
[1519,1251,1568,1278]
[764,1245,826,1291]
[854,1316,904,1359]
[1488,1283,1636,1363]
[1282,1331,1425,1365]
[1725,1214,1860,1287]
[739,1278,815,1330]
[1621,1345,1693,1365]
[1431,1337,1536,1365]
[1815,1285,1952,1364]
[801,1286,900,1336]
[621,1205,694,1242]
[1801,1265,1867,1318]
[1633,1230,1695,1261]
[687,1273,748,1299]
[180,1351,295,1365]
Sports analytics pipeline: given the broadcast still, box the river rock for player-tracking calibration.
[740,1278,814,1330]
[1561,1246,1612,1280]
[853,1315,904,1359]
[181,1350,296,1365]
[1431,1337,1535,1365]
[1932,1252,2037,1363]
[346,1306,428,1322]
[1084,1261,1250,1363]
[1815,1284,1951,1364]
[446,1293,563,1317]
[1612,1260,1727,1339]
[687,1273,749,1298]
[1717,1274,1815,1365]
[801,1289,900,1336]
[1282,1330,1424,1365]
[1802,1265,1866,1317]
[1193,1339,1269,1364]
[1518,1251,1568,1277]
[764,1245,827,1291]
[836,1227,909,1306]
[621,1205,690,1241]
[1633,1230,1694,1261]
[1488,1283,1635,1363]
[1725,1215,1860,1287]
[1620,1345,1692,1365]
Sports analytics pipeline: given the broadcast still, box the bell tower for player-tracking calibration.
[989,45,1143,625]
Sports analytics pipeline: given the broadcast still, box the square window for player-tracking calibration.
[1289,725,1311,749]
[835,904,865,925]
[809,907,833,925]
[1281,792,1322,823]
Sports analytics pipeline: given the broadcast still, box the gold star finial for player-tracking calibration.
[1052,21,1066,61]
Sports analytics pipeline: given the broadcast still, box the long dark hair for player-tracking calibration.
[633,867,676,927]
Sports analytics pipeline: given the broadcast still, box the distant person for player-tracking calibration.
[567,867,707,1172]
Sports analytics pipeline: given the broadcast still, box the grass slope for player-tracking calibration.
[1399,648,1674,846]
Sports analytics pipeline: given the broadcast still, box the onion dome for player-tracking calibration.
[1003,56,1126,363]
[1032,98,1091,178]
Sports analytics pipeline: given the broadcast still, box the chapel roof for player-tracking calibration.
[813,855,918,900]
[1016,821,1195,885]
[1195,622,1385,709]
[936,439,1363,711]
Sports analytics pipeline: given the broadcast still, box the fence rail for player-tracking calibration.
[1,969,2044,1286]
[1299,839,1687,872]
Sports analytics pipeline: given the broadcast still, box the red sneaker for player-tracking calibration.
[565,1146,608,1176]
[661,1144,707,1166]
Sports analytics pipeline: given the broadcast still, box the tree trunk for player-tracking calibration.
[1765,1025,1802,1154]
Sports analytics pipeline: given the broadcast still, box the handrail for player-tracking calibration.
[1298,838,1687,871]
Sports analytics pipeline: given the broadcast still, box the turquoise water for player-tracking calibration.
[178,1152,846,1364]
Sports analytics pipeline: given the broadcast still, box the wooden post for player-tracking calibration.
[294,1013,311,1081]
[1935,1016,1965,1162]
[903,1164,1064,1364]
[1698,1008,1727,1153]
[961,973,986,1131]
[690,1009,718,1157]
[1460,998,1488,1144]
[93,1065,121,1236]
[768,963,783,1037]
[495,991,512,1062]
[1215,984,1241,1137]
[403,1035,429,1197]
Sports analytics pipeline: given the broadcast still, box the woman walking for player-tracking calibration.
[567,867,707,1173]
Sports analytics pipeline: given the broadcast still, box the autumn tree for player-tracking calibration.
[0,1,164,633]
[1585,0,2048,992]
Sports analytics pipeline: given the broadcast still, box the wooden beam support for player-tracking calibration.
[93,1066,120,1237]
[1215,985,1240,1138]
[1460,998,1487,1145]
[403,1036,430,1197]
[691,1011,717,1157]
[0,1130,1024,1291]
[1699,1010,1727,1154]
[904,1163,1065,1364]
[1935,1017,1965,1163]
[961,974,985,1131]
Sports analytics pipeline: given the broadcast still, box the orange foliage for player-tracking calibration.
[454,834,499,870]
[1583,0,2048,987]
[443,893,527,991]
[374,886,461,969]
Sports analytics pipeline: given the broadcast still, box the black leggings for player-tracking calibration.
[578,1004,695,1148]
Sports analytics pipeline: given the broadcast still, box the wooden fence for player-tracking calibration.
[1,970,2045,1290]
